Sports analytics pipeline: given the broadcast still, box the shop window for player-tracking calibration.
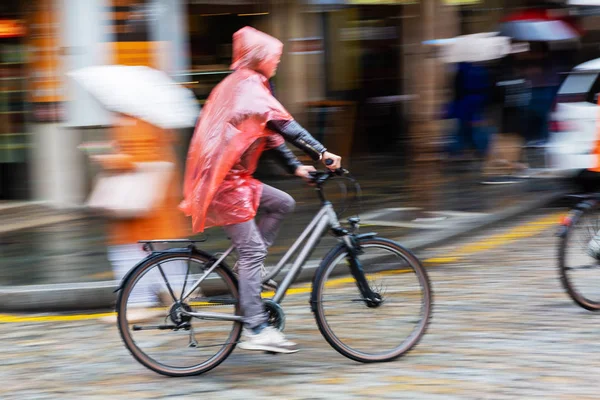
[184,2,270,102]
[0,37,30,199]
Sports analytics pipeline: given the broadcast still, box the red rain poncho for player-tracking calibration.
[180,27,292,233]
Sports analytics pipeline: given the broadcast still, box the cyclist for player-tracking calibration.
[180,26,341,354]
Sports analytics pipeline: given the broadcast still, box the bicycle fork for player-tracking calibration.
[345,242,383,308]
[329,204,383,308]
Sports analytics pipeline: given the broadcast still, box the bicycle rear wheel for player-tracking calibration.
[116,251,242,377]
[559,203,600,311]
[312,237,432,363]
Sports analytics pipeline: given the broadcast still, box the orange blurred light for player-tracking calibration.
[0,20,26,38]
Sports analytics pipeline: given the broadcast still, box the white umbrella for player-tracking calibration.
[67,65,200,129]
[441,35,509,63]
[425,33,528,63]
[499,20,580,42]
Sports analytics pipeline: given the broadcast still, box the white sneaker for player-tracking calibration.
[233,263,278,291]
[238,326,299,354]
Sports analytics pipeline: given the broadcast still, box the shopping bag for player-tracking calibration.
[86,161,174,219]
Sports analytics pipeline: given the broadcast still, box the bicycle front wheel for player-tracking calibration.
[559,203,600,311]
[312,237,432,363]
[116,251,242,377]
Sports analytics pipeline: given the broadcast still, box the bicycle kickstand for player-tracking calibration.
[188,326,198,348]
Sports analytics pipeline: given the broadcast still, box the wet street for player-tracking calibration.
[3,207,600,399]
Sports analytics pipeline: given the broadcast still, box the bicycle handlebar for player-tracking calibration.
[308,167,349,186]
[308,166,360,217]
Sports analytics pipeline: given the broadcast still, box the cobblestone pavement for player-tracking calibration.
[2,209,600,399]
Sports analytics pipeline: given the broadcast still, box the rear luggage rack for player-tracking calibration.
[138,238,207,252]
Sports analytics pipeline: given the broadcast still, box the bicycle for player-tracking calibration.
[115,168,433,376]
[558,193,600,311]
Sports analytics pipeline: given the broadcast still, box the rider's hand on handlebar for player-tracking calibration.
[322,151,342,171]
[295,165,317,183]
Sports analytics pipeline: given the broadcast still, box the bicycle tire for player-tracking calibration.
[116,251,242,377]
[311,237,432,363]
[558,203,600,311]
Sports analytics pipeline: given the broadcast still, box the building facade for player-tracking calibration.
[3,0,585,206]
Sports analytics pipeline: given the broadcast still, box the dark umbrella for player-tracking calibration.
[499,19,580,42]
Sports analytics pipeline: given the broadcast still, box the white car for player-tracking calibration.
[546,58,600,178]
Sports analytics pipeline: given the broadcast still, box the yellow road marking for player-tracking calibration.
[0,312,117,323]
[87,272,115,280]
[0,212,564,324]
[424,212,563,265]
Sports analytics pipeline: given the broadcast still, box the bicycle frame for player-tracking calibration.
[179,201,349,322]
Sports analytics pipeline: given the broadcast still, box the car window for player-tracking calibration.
[558,72,598,95]
[589,74,600,104]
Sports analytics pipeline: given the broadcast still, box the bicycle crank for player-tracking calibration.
[168,302,193,325]
[263,299,285,332]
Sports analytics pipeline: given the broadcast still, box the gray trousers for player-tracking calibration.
[223,184,295,329]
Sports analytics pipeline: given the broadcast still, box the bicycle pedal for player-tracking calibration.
[262,279,278,292]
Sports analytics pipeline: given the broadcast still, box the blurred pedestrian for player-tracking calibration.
[93,114,189,323]
[482,55,531,184]
[525,44,560,146]
[444,61,492,161]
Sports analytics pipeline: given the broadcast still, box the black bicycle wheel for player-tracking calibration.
[559,203,600,311]
[116,251,242,377]
[312,237,432,363]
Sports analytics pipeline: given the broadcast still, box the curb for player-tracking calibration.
[401,189,569,255]
[0,201,89,234]
[0,189,569,313]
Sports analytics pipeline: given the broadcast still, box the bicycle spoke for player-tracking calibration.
[575,235,589,252]
[181,260,221,302]
[180,256,192,302]
[157,262,177,303]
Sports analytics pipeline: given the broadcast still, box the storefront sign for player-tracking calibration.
[0,20,26,38]
[105,0,164,68]
[289,37,324,54]
[28,0,64,123]
[111,41,162,67]
[340,26,397,41]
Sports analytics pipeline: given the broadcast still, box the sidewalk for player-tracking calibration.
[0,158,571,311]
